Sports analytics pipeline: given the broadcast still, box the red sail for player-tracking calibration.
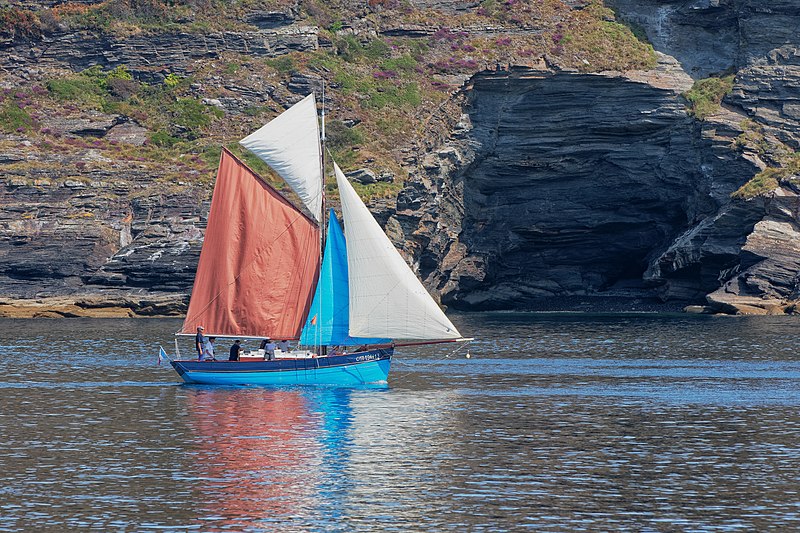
[181,148,320,339]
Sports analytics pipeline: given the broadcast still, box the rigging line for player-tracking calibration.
[390,339,472,381]
[178,211,317,335]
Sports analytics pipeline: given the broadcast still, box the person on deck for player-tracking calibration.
[264,339,277,361]
[229,339,242,361]
[278,340,290,353]
[201,337,216,361]
[195,326,206,359]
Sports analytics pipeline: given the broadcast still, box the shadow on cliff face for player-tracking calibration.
[606,0,800,79]
[606,0,739,79]
[440,70,756,311]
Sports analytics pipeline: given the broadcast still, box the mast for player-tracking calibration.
[321,82,327,245]
[318,82,327,355]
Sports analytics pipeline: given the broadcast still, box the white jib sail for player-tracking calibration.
[239,93,323,222]
[335,162,461,340]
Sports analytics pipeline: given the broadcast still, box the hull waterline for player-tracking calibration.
[170,349,392,386]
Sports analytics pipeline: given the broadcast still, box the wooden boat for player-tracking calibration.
[166,93,465,385]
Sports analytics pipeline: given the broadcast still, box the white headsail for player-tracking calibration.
[239,93,323,222]
[335,162,461,340]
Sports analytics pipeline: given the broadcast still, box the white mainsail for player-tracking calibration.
[335,162,461,340]
[239,94,323,222]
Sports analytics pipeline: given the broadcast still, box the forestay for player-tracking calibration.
[239,94,323,222]
[335,162,461,340]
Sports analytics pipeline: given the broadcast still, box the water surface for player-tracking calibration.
[1,313,799,531]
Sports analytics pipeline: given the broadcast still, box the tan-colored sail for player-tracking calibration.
[181,148,320,339]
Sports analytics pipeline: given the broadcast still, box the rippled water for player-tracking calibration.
[1,313,800,531]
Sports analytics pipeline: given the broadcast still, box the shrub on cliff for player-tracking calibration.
[549,3,658,72]
[0,100,35,133]
[149,130,181,148]
[684,76,735,120]
[264,56,295,74]
[46,66,136,108]
[733,153,800,199]
[46,76,105,107]
[167,98,224,140]
[326,119,365,168]
[0,7,42,39]
[45,64,224,141]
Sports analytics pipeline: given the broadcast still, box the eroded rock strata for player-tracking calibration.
[389,63,758,311]
[0,0,799,316]
[0,158,204,316]
[390,1,800,314]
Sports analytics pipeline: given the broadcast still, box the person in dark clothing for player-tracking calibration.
[195,326,206,360]
[229,339,242,361]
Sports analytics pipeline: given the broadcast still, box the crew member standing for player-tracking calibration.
[264,339,277,361]
[201,337,216,361]
[229,339,242,361]
[195,326,206,360]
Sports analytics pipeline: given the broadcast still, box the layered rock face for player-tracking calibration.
[607,0,800,78]
[0,147,205,316]
[1,0,798,316]
[392,1,800,313]
[612,0,800,313]
[0,8,315,317]
[393,65,753,310]
[1,20,316,83]
[454,70,746,309]
[706,192,800,314]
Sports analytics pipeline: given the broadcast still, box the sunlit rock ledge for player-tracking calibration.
[0,293,186,318]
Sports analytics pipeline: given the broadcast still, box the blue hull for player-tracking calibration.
[170,349,392,386]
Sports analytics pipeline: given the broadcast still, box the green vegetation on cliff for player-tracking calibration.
[1,0,658,200]
[731,120,800,199]
[0,99,35,133]
[733,154,800,199]
[684,75,735,119]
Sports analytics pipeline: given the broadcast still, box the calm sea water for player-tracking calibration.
[1,313,800,532]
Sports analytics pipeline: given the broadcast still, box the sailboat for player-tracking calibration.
[167,93,466,385]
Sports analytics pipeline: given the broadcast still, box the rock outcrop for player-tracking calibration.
[1,0,799,316]
[0,137,205,314]
[1,26,318,82]
[388,2,800,314]
[390,61,753,310]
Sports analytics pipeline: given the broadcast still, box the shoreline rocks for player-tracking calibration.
[0,293,186,318]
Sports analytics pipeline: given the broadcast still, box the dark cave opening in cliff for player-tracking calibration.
[443,69,751,311]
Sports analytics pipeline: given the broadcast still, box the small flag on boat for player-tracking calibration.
[310,314,317,325]
[158,346,168,366]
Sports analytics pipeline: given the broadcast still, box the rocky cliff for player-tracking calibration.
[0,0,798,317]
[0,138,206,316]
[390,0,800,314]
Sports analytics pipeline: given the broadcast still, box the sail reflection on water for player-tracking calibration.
[184,388,362,528]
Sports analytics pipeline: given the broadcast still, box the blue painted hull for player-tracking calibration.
[170,349,392,386]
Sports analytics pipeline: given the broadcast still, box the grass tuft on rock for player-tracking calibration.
[733,153,800,199]
[684,75,735,120]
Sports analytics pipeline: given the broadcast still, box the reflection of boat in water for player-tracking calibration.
[186,387,360,528]
[168,93,466,385]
